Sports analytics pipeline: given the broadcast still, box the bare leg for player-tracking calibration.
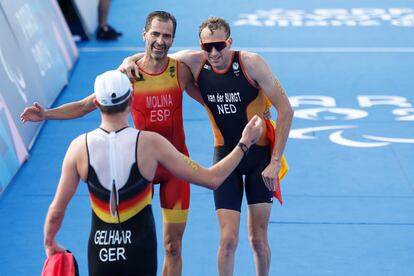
[162,222,186,276]
[248,203,272,276]
[217,209,240,276]
[98,0,110,28]
[96,0,121,40]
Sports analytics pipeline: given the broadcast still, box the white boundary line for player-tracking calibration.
[79,47,414,53]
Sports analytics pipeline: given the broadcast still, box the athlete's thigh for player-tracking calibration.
[213,147,244,211]
[247,203,272,237]
[244,146,273,205]
[158,165,190,224]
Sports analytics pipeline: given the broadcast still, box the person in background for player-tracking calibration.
[96,0,122,40]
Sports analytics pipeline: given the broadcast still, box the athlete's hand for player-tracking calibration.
[240,115,263,147]
[44,240,66,257]
[20,102,46,123]
[263,109,272,120]
[118,57,141,81]
[261,160,281,191]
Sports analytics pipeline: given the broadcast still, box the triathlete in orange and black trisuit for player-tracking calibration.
[196,51,273,211]
[131,58,189,223]
[86,128,156,276]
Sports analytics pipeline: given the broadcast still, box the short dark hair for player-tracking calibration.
[145,11,177,38]
[98,98,130,114]
[198,16,231,39]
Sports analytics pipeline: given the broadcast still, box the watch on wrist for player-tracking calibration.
[237,142,249,156]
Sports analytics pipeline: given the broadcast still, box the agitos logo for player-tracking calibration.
[289,95,414,148]
[233,8,414,27]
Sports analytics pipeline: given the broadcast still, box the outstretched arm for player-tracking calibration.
[140,116,263,189]
[21,94,96,122]
[43,137,83,257]
[242,52,294,191]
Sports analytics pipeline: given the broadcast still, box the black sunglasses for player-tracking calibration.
[200,40,227,52]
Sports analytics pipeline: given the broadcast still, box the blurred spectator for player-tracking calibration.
[96,0,122,40]
[58,0,122,41]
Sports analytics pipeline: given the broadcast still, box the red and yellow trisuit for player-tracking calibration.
[131,57,189,223]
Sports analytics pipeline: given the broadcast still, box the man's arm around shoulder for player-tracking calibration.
[170,49,203,70]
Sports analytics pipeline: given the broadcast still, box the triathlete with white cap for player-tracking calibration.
[43,70,263,276]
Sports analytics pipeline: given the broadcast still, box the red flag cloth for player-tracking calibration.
[265,119,289,205]
[42,251,79,276]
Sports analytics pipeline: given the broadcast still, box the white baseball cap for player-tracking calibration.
[94,70,131,106]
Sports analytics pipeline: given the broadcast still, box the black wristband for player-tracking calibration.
[237,142,249,156]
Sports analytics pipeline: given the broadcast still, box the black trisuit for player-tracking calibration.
[196,51,274,211]
[86,127,156,276]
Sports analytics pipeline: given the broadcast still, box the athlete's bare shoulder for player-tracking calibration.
[70,134,86,152]
[65,133,88,179]
[240,51,270,81]
[137,130,163,153]
[240,51,265,70]
[139,129,159,140]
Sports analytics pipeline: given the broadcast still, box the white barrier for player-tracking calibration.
[0,0,78,192]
